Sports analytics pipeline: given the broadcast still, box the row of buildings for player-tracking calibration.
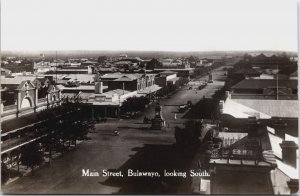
[1,65,192,121]
[204,62,298,194]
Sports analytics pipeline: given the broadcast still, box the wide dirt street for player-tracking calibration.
[2,67,227,194]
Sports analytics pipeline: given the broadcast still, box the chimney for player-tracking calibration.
[95,82,103,94]
[280,141,298,168]
[247,116,259,137]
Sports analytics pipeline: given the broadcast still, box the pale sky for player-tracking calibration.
[1,0,298,51]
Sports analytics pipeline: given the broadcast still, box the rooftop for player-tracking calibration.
[45,74,95,83]
[154,68,194,71]
[234,99,298,119]
[267,131,298,179]
[234,68,261,75]
[57,84,106,91]
[223,99,298,119]
[159,70,178,75]
[1,76,37,85]
[210,129,276,168]
[137,85,162,94]
[231,79,298,90]
[100,73,143,81]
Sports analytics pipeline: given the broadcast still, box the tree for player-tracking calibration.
[42,135,56,164]
[97,56,107,64]
[1,162,9,184]
[35,95,95,161]
[146,58,162,70]
[11,149,21,173]
[174,120,203,146]
[120,96,150,114]
[20,142,44,175]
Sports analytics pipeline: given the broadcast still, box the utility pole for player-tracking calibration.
[276,63,278,100]
[56,51,58,84]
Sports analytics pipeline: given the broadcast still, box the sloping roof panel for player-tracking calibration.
[231,79,298,89]
[234,99,298,118]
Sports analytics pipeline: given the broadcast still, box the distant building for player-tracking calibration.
[99,73,157,92]
[81,61,97,67]
[159,58,190,68]
[155,71,179,95]
[83,73,162,118]
[230,79,298,100]
[119,53,128,59]
[153,68,194,81]
[33,61,57,73]
[232,68,261,79]
[55,66,93,74]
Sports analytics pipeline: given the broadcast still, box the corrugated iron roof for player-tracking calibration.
[234,99,298,118]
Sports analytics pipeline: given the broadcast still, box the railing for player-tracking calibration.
[211,151,261,161]
[38,98,48,103]
[3,105,17,112]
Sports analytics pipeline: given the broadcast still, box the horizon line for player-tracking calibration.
[1,49,298,53]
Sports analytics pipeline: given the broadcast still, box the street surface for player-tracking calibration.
[2,67,227,194]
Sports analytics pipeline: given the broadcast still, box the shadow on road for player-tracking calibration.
[183,88,225,120]
[182,98,216,119]
[101,144,197,194]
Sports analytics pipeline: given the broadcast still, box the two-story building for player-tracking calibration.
[85,73,161,118]
[98,73,157,92]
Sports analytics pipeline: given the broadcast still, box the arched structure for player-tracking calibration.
[17,80,38,113]
[21,97,33,109]
[46,85,61,107]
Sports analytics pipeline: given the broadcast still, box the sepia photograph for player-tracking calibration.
[0,0,298,194]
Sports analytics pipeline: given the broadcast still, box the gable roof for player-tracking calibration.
[34,77,49,83]
[16,80,36,90]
